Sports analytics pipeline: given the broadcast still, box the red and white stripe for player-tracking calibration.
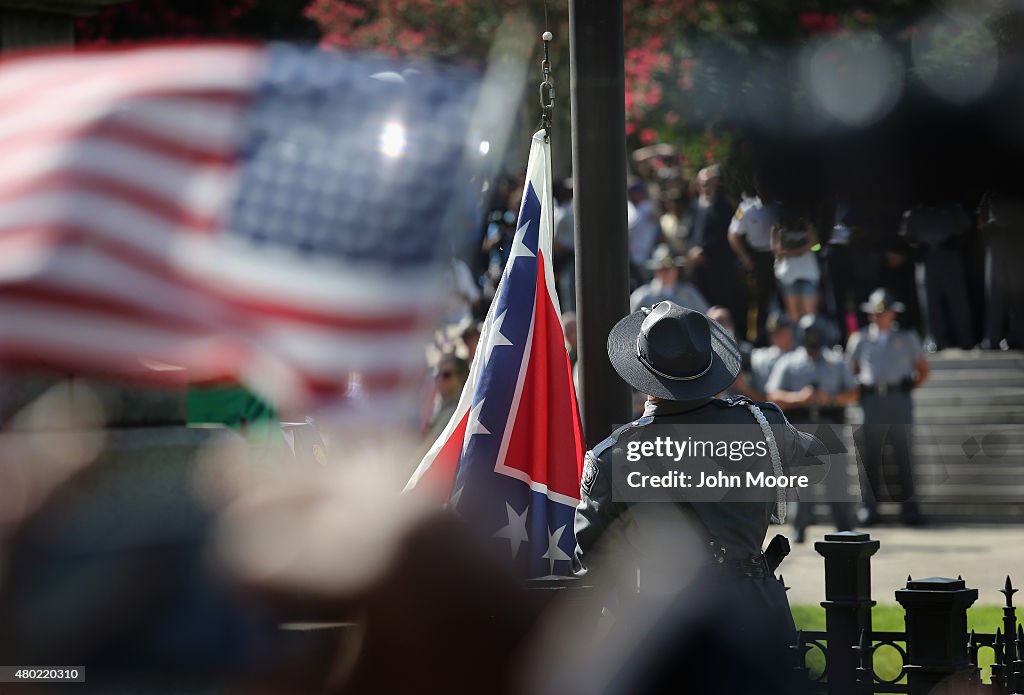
[0,44,436,410]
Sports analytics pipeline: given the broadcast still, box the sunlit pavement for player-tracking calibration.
[781,524,1024,606]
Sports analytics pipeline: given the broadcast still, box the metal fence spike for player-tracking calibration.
[1001,575,1018,607]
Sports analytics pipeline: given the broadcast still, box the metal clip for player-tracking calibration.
[539,31,554,137]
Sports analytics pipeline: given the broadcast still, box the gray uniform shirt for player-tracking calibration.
[846,326,923,385]
[630,280,710,313]
[749,345,787,395]
[765,346,857,395]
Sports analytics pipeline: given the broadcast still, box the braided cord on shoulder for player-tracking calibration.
[746,402,786,524]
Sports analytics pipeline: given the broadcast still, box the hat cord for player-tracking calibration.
[746,402,787,524]
[635,335,714,381]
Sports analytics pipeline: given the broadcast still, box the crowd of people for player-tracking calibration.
[419,148,1024,536]
[435,147,1021,370]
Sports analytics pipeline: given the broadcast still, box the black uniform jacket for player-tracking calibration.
[574,395,825,583]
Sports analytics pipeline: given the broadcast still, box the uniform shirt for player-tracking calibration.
[765,346,856,396]
[728,197,776,252]
[627,198,660,265]
[629,279,710,313]
[749,345,787,395]
[846,325,923,385]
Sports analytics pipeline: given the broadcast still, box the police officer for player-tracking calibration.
[629,244,710,313]
[575,301,825,656]
[746,311,793,400]
[847,288,930,526]
[765,313,860,542]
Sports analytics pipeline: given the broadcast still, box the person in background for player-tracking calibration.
[729,181,779,346]
[459,320,481,363]
[553,178,576,311]
[686,165,747,341]
[900,200,974,350]
[561,311,578,367]
[745,312,793,401]
[847,288,929,527]
[423,353,469,444]
[770,211,820,323]
[823,196,883,343]
[562,311,580,395]
[977,190,1024,349]
[627,179,662,289]
[766,313,859,542]
[630,244,709,314]
[659,192,688,256]
[706,305,753,398]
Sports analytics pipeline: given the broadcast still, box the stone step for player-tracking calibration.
[925,351,1024,371]
[915,444,1024,458]
[826,423,1024,446]
[921,371,1024,388]
[913,388,1024,407]
[915,409,1024,425]
[846,411,1024,427]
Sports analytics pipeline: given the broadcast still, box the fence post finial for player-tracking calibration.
[815,532,879,695]
[895,576,978,695]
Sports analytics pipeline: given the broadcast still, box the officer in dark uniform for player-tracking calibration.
[765,313,860,542]
[847,288,930,526]
[574,301,826,664]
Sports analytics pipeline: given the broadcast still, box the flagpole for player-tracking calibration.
[568,0,632,447]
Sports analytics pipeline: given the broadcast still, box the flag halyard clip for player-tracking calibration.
[539,31,554,140]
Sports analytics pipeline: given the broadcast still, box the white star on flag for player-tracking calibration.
[493,502,529,558]
[462,398,491,456]
[507,219,536,265]
[483,310,513,366]
[541,524,571,575]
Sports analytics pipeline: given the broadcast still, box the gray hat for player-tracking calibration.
[861,288,906,314]
[645,244,686,270]
[765,311,792,334]
[607,302,741,400]
[796,314,830,350]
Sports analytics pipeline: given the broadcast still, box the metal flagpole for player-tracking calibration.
[568,0,632,447]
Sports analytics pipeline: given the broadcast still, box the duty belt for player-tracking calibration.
[860,381,912,397]
[719,553,772,580]
[707,539,774,580]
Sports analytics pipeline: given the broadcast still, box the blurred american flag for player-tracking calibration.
[0,43,493,411]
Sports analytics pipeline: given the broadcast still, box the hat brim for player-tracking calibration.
[607,310,742,401]
[860,301,906,314]
[644,259,685,270]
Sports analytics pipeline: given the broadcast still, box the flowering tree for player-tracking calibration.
[79,0,951,178]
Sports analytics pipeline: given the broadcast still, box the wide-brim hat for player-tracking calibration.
[860,288,905,314]
[607,301,741,401]
[645,243,686,270]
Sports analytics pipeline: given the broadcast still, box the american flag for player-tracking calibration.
[0,43,491,412]
[406,131,585,577]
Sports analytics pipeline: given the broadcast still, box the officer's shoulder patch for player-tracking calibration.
[590,416,653,459]
[581,453,599,496]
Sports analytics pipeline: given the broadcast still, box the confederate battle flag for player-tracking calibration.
[406,130,585,577]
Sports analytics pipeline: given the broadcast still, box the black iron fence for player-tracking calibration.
[799,531,1024,695]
